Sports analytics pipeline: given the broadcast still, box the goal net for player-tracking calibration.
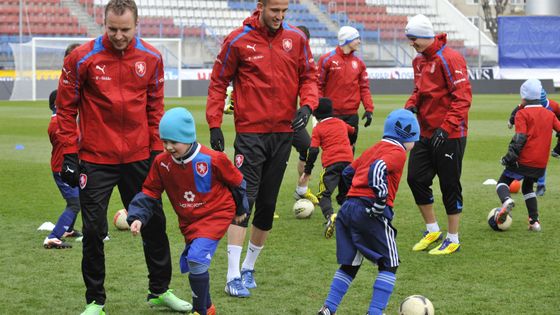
[9,37,182,101]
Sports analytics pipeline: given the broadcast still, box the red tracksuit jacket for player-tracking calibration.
[515,105,560,168]
[318,46,374,116]
[206,11,318,133]
[310,117,355,167]
[56,35,164,164]
[405,34,472,139]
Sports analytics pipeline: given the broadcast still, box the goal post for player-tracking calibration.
[9,37,182,101]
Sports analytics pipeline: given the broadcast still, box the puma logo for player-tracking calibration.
[62,67,71,77]
[455,70,463,74]
[95,64,106,75]
[65,166,75,173]
[332,60,339,66]
[445,153,454,160]
[246,44,256,52]
[160,162,171,172]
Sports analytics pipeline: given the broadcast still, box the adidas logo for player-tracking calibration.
[395,121,417,139]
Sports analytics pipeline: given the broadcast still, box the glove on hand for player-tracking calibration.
[500,154,518,167]
[362,111,373,127]
[406,106,418,114]
[61,153,80,187]
[430,128,448,150]
[291,105,312,132]
[366,198,386,218]
[210,128,225,152]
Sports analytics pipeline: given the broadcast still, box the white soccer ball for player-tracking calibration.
[487,207,513,231]
[399,295,435,315]
[293,199,314,219]
[113,209,130,230]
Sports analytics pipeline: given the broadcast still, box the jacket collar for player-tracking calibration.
[422,33,447,57]
[101,33,137,55]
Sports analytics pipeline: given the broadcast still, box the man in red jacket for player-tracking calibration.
[403,14,472,255]
[317,26,374,150]
[206,0,318,297]
[56,0,190,314]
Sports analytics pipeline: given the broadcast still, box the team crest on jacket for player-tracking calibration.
[282,38,292,52]
[352,60,358,69]
[79,174,87,189]
[235,154,244,168]
[195,161,208,177]
[135,61,146,77]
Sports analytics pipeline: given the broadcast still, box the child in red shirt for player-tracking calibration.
[300,97,355,239]
[128,107,249,315]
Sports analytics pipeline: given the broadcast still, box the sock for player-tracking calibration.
[369,271,396,315]
[296,185,308,196]
[242,241,263,271]
[524,193,539,223]
[49,209,77,239]
[446,232,459,243]
[227,245,242,282]
[189,271,209,315]
[325,269,353,313]
[426,222,440,233]
[496,183,511,203]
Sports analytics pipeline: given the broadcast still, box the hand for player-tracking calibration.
[552,143,560,158]
[507,121,513,129]
[234,213,247,224]
[406,106,418,114]
[130,220,142,236]
[362,111,373,127]
[500,155,518,167]
[430,128,448,150]
[366,197,386,218]
[148,150,162,166]
[291,105,312,132]
[61,153,80,187]
[210,128,225,151]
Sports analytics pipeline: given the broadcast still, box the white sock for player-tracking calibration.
[426,222,440,233]
[296,185,308,195]
[227,245,242,282]
[446,233,459,244]
[241,241,263,271]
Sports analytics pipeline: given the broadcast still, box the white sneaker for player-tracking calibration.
[528,221,541,232]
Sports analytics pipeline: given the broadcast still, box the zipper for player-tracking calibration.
[119,50,125,163]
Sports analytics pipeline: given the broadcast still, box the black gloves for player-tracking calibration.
[210,128,224,152]
[61,153,80,187]
[366,197,386,218]
[291,105,312,132]
[501,154,518,167]
[430,128,448,150]
[362,111,373,127]
[406,106,418,114]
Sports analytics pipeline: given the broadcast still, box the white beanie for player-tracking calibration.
[338,26,360,46]
[520,78,542,101]
[405,14,435,38]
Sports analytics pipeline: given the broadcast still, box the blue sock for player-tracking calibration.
[325,269,353,313]
[189,271,209,315]
[49,209,77,239]
[369,271,396,315]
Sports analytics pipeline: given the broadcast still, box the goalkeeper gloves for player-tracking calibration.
[61,153,80,187]
[362,111,373,127]
[210,128,225,152]
[291,105,311,132]
[365,197,386,218]
[430,128,448,150]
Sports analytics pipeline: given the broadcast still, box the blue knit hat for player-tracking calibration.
[541,88,548,107]
[383,109,420,143]
[159,107,196,143]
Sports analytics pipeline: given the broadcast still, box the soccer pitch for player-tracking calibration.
[1,94,559,314]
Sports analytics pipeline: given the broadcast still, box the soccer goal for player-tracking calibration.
[9,37,182,101]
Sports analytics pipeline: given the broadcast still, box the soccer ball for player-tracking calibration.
[509,179,521,193]
[399,295,435,315]
[293,199,314,219]
[487,207,513,231]
[113,209,130,230]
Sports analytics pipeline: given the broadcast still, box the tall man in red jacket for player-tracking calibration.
[404,14,472,255]
[317,26,374,150]
[206,0,318,297]
[56,0,190,313]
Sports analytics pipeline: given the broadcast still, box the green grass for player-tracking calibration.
[1,94,559,314]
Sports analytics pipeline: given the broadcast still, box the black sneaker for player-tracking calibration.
[43,237,72,249]
[63,230,83,238]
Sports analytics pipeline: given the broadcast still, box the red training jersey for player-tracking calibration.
[515,105,560,168]
[310,117,354,167]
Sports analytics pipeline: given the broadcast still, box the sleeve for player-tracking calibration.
[127,192,162,226]
[297,37,319,111]
[230,179,250,216]
[553,115,560,133]
[140,158,165,200]
[358,59,374,112]
[367,159,388,199]
[342,163,356,188]
[404,57,420,110]
[439,51,473,134]
[304,147,320,175]
[206,33,241,129]
[146,54,165,151]
[317,54,328,98]
[55,51,81,154]
[509,105,521,126]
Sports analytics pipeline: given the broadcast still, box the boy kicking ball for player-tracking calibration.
[128,107,250,315]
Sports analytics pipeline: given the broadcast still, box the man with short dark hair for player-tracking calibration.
[56,0,190,313]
